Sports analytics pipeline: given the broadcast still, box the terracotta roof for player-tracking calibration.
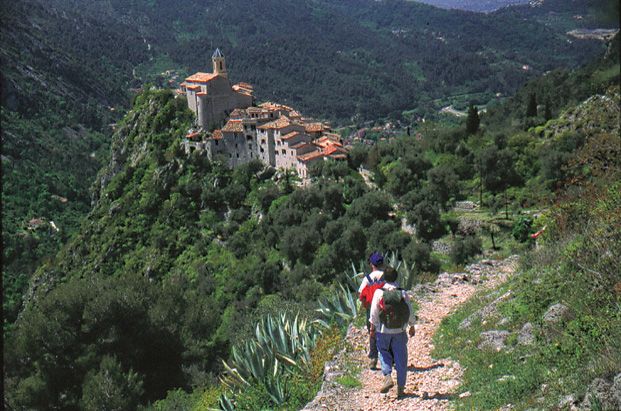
[315,136,343,148]
[211,130,223,140]
[291,142,313,150]
[258,115,294,130]
[186,85,201,91]
[236,82,254,89]
[323,132,341,140]
[233,83,254,92]
[222,119,244,133]
[304,122,329,133]
[186,131,201,139]
[259,102,294,112]
[196,92,207,97]
[233,85,254,95]
[323,145,340,156]
[297,150,324,162]
[185,72,219,83]
[281,131,302,140]
[229,108,247,118]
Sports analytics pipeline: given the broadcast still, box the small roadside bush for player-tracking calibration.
[450,235,482,265]
[512,216,533,242]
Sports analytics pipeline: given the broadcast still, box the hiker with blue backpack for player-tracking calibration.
[369,266,416,398]
[358,251,385,370]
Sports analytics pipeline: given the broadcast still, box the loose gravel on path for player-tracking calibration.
[303,257,518,411]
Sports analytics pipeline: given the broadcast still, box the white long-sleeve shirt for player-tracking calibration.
[358,269,384,293]
[369,282,416,334]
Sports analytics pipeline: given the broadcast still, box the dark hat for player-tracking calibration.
[368,251,384,266]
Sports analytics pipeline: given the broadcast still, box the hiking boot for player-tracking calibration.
[369,358,378,370]
[397,385,406,398]
[380,375,394,393]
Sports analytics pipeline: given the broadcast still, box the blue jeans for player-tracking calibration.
[376,332,408,387]
[365,308,378,359]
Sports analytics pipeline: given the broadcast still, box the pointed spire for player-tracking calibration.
[212,48,224,58]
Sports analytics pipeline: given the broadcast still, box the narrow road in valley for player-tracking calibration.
[303,257,518,410]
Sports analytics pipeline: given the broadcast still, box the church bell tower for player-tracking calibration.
[212,48,227,78]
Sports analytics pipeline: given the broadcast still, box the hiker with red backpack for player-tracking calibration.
[358,251,385,370]
[369,266,416,398]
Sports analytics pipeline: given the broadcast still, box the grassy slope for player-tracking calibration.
[433,84,621,408]
[434,184,620,409]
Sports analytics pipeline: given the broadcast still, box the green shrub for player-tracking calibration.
[450,235,482,265]
[512,216,533,242]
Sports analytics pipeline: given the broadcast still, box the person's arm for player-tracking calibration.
[403,291,416,336]
[369,289,382,328]
[358,276,368,294]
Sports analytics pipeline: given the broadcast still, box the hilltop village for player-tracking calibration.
[177,49,349,179]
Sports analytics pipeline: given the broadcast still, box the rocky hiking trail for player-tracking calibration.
[304,257,518,411]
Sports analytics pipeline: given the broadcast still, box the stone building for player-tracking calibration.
[178,49,254,129]
[178,50,348,179]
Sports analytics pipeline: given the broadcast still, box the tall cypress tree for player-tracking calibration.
[526,93,538,117]
[466,104,480,134]
[544,98,552,120]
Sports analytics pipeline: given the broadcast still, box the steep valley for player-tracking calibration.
[2,0,620,409]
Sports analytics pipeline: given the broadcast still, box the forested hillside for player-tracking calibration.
[3,0,613,333]
[1,0,152,327]
[4,27,619,407]
[2,0,619,408]
[40,0,611,122]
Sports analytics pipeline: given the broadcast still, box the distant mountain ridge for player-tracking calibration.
[32,0,610,123]
[410,0,530,13]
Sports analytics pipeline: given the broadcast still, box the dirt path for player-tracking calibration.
[303,257,518,411]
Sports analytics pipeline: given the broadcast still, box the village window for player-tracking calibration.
[251,125,256,130]
[260,148,264,153]
[290,151,293,155]
[261,139,266,144]
[248,144,252,150]
[236,153,239,158]
[281,149,286,155]
[215,140,219,146]
[246,135,252,141]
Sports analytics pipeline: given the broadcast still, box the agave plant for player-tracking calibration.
[214,394,235,411]
[315,283,359,329]
[264,374,287,405]
[254,313,321,368]
[221,312,321,397]
[386,251,415,290]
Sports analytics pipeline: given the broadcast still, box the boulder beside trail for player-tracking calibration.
[517,322,535,346]
[579,375,621,410]
[478,330,510,351]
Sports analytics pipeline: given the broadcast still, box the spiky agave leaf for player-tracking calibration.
[315,283,359,328]
[264,375,287,405]
[214,393,236,411]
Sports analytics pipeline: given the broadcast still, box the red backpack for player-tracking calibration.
[359,273,385,309]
